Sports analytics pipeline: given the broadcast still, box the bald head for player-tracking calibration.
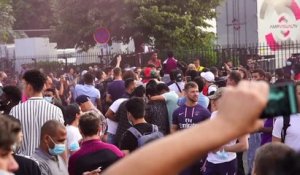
[41,120,65,140]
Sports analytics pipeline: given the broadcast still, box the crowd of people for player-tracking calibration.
[0,51,300,175]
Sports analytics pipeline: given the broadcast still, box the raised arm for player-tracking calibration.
[224,135,249,152]
[103,81,269,175]
[150,95,165,101]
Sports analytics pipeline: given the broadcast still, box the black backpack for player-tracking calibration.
[281,115,291,143]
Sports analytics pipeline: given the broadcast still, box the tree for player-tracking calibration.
[0,0,15,43]
[12,0,54,30]
[51,0,220,51]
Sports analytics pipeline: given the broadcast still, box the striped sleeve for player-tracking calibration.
[56,108,64,124]
[9,106,16,116]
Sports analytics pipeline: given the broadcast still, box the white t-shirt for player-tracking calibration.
[66,125,82,150]
[272,114,300,151]
[107,98,128,134]
[162,91,179,125]
[206,111,237,164]
[168,82,185,95]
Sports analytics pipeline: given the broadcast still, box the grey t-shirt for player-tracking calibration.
[32,148,68,175]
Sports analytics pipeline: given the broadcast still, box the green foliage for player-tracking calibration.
[51,0,220,51]
[0,0,15,43]
[12,0,54,30]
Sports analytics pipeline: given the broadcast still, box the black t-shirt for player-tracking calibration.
[13,154,41,175]
[115,101,130,144]
[145,101,170,135]
[119,123,153,152]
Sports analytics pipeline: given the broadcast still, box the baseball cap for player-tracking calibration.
[201,71,215,82]
[75,95,90,105]
[207,87,224,100]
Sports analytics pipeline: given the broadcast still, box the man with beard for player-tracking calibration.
[172,82,211,175]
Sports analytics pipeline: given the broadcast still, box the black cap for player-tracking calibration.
[75,95,90,105]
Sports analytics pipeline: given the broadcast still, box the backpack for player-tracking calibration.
[281,115,290,143]
[128,124,164,147]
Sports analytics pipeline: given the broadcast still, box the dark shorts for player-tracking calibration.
[204,158,237,175]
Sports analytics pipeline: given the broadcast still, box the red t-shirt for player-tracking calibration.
[148,59,161,68]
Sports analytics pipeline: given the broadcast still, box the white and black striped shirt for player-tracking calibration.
[10,97,64,156]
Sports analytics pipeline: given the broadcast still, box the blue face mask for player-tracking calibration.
[44,97,53,103]
[48,137,66,156]
[69,142,80,152]
[216,150,229,160]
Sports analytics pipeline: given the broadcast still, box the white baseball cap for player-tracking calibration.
[201,71,215,82]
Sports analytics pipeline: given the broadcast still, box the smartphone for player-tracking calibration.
[261,82,298,118]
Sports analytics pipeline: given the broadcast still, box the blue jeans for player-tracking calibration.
[247,133,261,174]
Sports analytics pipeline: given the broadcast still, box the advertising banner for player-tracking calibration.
[258,0,300,51]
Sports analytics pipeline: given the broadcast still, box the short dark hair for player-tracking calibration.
[113,67,122,77]
[274,152,300,175]
[157,83,170,93]
[79,111,101,136]
[184,81,198,91]
[45,88,56,95]
[104,67,113,75]
[123,70,136,80]
[193,77,205,92]
[210,67,218,75]
[3,86,22,103]
[126,97,145,119]
[41,120,65,140]
[146,80,158,97]
[95,70,104,79]
[167,51,174,58]
[238,67,249,80]
[0,115,21,151]
[185,70,199,81]
[125,78,135,89]
[63,104,80,125]
[23,70,47,92]
[275,68,284,78]
[252,69,266,78]
[228,71,242,84]
[265,72,272,82]
[254,143,295,175]
[147,64,156,68]
[83,73,94,84]
[130,85,145,98]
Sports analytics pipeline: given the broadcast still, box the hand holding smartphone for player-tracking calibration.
[261,82,299,118]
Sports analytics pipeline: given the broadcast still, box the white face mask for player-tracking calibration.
[0,170,14,175]
[286,61,292,66]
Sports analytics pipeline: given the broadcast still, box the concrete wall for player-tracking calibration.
[216,0,258,46]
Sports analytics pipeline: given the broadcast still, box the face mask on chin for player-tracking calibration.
[44,97,53,103]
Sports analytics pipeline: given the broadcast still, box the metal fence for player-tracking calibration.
[2,41,300,75]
